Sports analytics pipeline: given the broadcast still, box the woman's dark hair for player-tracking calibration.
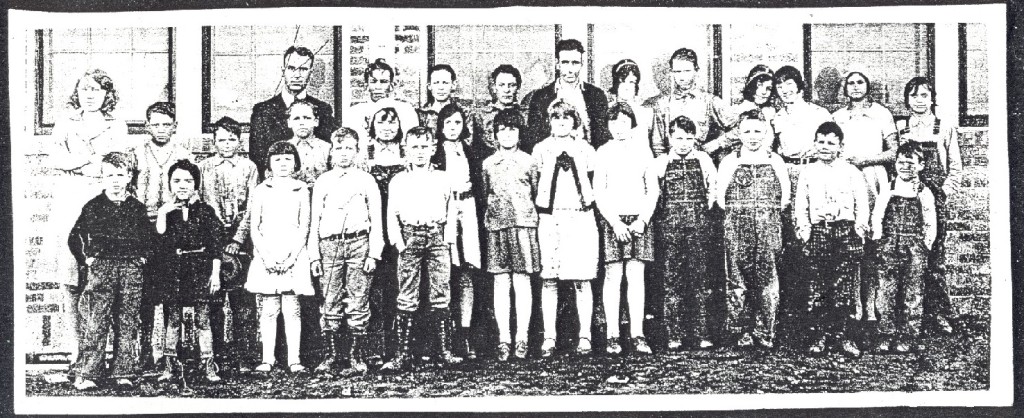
[547,99,582,130]
[747,64,773,80]
[101,151,138,196]
[426,64,457,107]
[364,58,395,83]
[903,77,936,111]
[493,108,525,133]
[167,159,201,191]
[773,65,805,92]
[610,59,641,96]
[669,48,699,70]
[843,71,872,100]
[608,101,637,129]
[435,103,470,143]
[69,69,118,114]
[815,121,845,143]
[368,107,403,142]
[742,73,775,104]
[214,116,242,139]
[266,140,302,174]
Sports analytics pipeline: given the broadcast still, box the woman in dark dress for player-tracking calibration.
[155,159,224,383]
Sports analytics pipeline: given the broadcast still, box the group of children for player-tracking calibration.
[63,64,957,390]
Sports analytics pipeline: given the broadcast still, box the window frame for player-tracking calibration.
[34,28,175,136]
[200,25,345,134]
[802,23,935,110]
[959,23,988,127]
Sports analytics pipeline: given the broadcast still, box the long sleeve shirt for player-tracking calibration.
[772,100,833,159]
[794,160,871,238]
[46,111,132,177]
[894,113,964,194]
[594,140,659,224]
[871,179,937,247]
[308,167,385,261]
[533,136,597,210]
[386,168,458,249]
[715,150,791,208]
[648,150,718,210]
[133,139,194,218]
[68,192,154,264]
[646,89,731,156]
[288,136,331,185]
[482,150,540,230]
[198,155,258,244]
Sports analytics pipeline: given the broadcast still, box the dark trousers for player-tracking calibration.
[659,226,710,342]
[72,258,144,379]
[805,221,864,340]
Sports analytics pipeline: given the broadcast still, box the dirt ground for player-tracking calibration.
[26,315,989,398]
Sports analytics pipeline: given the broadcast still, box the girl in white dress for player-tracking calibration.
[245,141,314,373]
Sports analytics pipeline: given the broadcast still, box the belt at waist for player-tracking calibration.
[402,222,445,232]
[551,207,593,213]
[453,190,474,201]
[812,219,855,228]
[782,155,819,165]
[176,247,207,256]
[322,230,369,240]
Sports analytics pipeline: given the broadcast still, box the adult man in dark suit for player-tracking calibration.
[249,46,336,180]
[524,39,611,153]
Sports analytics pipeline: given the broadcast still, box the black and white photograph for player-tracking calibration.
[7,3,1011,413]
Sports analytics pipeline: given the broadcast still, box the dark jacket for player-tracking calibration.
[249,93,335,180]
[525,82,611,153]
[68,192,154,264]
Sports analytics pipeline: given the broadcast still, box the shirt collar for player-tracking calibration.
[671,87,697,101]
[207,155,241,167]
[556,79,583,94]
[281,89,308,108]
[290,137,315,149]
[909,113,934,128]
[68,109,118,122]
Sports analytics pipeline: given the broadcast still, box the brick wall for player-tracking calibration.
[945,127,991,318]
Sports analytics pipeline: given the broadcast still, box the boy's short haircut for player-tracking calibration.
[214,116,242,139]
[102,151,139,195]
[404,126,434,144]
[903,76,936,110]
[611,59,641,96]
[167,159,202,189]
[773,65,805,92]
[493,108,525,132]
[895,141,926,162]
[669,48,699,70]
[490,64,522,86]
[283,45,315,66]
[555,39,585,58]
[668,115,697,136]
[331,127,360,150]
[547,98,582,130]
[815,121,845,143]
[368,107,403,142]
[266,140,302,173]
[364,58,395,83]
[738,109,767,123]
[286,99,318,117]
[608,101,638,129]
[146,101,176,122]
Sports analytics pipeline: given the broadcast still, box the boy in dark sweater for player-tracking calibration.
[67,151,154,390]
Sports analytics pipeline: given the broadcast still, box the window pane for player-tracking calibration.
[432,25,556,108]
[965,23,988,116]
[592,24,712,103]
[809,23,929,115]
[208,25,335,126]
[726,24,803,104]
[40,28,172,128]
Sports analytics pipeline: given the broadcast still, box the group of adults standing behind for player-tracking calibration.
[43,35,963,390]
